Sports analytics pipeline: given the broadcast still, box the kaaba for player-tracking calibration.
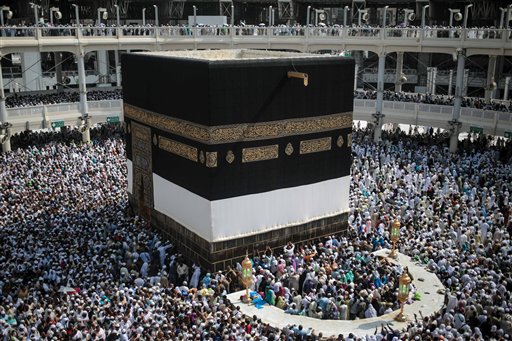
[122,50,354,271]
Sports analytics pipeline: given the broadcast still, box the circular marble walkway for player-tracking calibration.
[226,249,445,338]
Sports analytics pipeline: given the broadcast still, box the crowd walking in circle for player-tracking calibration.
[0,123,511,340]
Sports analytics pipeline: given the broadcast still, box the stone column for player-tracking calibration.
[449,49,465,153]
[484,55,497,103]
[55,52,63,91]
[504,76,510,101]
[430,67,437,95]
[448,70,454,96]
[354,63,359,91]
[394,51,404,93]
[373,52,386,143]
[417,52,431,89]
[77,51,88,117]
[0,56,7,125]
[21,52,43,91]
[77,51,90,143]
[97,50,109,87]
[114,50,121,86]
[353,51,364,89]
[462,69,469,97]
[0,57,10,153]
[426,67,438,94]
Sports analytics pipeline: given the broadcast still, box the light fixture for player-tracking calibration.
[404,9,415,26]
[448,8,462,27]
[358,9,369,26]
[28,2,41,25]
[241,252,253,303]
[113,4,120,27]
[193,5,197,27]
[389,219,400,259]
[343,6,350,27]
[153,5,159,27]
[382,5,389,28]
[72,4,80,27]
[395,271,412,322]
[421,5,429,28]
[398,73,407,84]
[463,3,473,28]
[50,7,62,25]
[97,7,108,25]
[0,6,13,28]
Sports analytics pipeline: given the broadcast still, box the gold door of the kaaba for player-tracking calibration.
[131,122,154,218]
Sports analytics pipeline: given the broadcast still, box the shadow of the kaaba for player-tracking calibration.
[353,320,385,332]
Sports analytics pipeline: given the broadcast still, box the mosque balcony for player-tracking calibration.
[0,26,510,57]
[360,69,512,89]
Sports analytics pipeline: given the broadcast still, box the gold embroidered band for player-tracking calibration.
[124,104,352,145]
[299,137,332,154]
[158,136,198,162]
[242,145,279,163]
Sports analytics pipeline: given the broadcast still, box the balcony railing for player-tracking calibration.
[1,26,510,45]
[5,98,511,137]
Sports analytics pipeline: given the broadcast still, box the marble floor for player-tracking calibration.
[226,249,445,338]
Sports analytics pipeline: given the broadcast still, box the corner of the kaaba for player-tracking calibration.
[122,50,354,272]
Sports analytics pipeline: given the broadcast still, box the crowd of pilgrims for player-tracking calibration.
[5,90,123,109]
[0,123,511,340]
[5,88,510,112]
[354,90,511,113]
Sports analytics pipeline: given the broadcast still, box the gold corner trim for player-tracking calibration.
[131,122,153,209]
[347,133,352,147]
[124,103,352,145]
[133,125,151,141]
[300,137,332,154]
[125,104,210,143]
[159,137,198,162]
[131,122,151,153]
[242,145,279,163]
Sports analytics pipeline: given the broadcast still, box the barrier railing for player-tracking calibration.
[6,99,511,135]
[1,26,510,45]
[7,99,122,120]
